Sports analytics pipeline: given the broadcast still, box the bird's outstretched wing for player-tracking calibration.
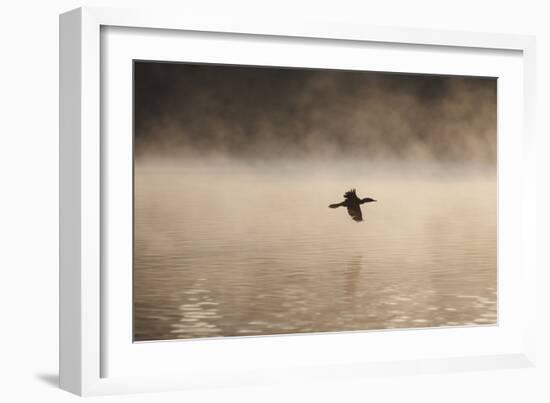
[347,205,363,222]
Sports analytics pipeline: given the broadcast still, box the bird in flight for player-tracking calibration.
[328,188,377,222]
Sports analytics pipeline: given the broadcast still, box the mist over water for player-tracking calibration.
[133,62,496,341]
[134,63,496,163]
[134,159,496,341]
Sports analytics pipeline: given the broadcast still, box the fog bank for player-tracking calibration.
[134,62,497,164]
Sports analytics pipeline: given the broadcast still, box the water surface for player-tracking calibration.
[134,161,496,341]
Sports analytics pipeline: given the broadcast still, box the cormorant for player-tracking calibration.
[329,188,376,222]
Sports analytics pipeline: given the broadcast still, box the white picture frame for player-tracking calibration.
[59,6,537,396]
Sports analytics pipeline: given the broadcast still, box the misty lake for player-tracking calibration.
[134,160,496,341]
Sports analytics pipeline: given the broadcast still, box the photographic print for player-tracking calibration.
[133,61,496,341]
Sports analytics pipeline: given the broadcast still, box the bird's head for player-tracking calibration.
[361,197,377,203]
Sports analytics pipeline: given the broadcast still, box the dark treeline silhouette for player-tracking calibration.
[134,62,496,163]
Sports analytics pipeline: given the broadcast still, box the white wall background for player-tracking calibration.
[0,1,548,402]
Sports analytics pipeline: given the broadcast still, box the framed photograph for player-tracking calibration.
[59,7,537,396]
